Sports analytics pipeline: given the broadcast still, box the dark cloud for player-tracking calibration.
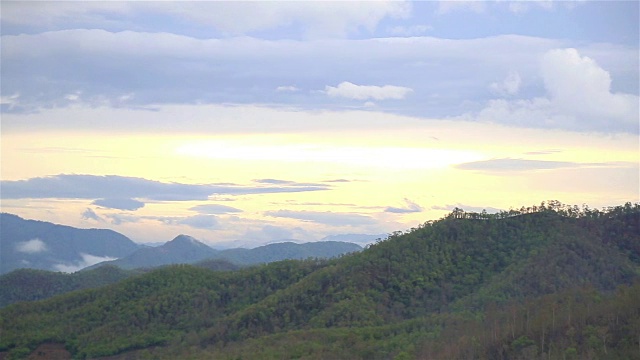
[0,174,329,201]
[385,199,423,213]
[265,210,376,226]
[92,198,145,211]
[81,208,102,222]
[189,204,243,214]
[455,158,599,172]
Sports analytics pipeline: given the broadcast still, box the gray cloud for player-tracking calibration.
[253,179,326,187]
[1,174,329,201]
[0,30,569,128]
[81,208,102,222]
[453,158,624,172]
[265,210,376,226]
[92,198,145,211]
[523,149,563,155]
[178,215,219,229]
[385,198,423,213]
[189,204,243,214]
[105,214,140,225]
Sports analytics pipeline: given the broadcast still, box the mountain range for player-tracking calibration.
[0,213,141,274]
[1,202,638,359]
[1,214,363,275]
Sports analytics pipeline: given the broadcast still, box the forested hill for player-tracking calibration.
[1,202,638,360]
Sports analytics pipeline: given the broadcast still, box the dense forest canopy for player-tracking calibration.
[1,201,638,360]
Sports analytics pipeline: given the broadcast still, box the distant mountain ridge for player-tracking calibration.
[0,213,141,274]
[2,214,363,274]
[209,241,362,266]
[86,235,219,270]
[89,237,362,270]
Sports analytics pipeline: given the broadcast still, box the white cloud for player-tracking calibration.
[276,85,300,92]
[489,71,521,96]
[53,253,118,273]
[541,48,638,124]
[388,24,432,36]
[470,48,639,133]
[325,82,413,101]
[15,238,48,253]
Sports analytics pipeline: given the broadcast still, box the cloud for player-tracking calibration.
[81,208,103,222]
[0,31,573,124]
[431,203,503,214]
[387,24,432,36]
[243,225,296,243]
[254,179,325,187]
[92,198,145,211]
[385,198,424,213]
[105,214,140,225]
[189,204,243,214]
[265,210,377,226]
[53,253,118,273]
[541,48,638,125]
[325,82,413,100]
[276,86,300,92]
[489,71,521,96]
[455,158,626,172]
[1,2,410,38]
[437,1,486,14]
[469,48,639,133]
[1,174,329,201]
[523,149,563,155]
[178,215,219,229]
[15,238,48,253]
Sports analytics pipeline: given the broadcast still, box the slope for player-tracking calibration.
[0,213,140,274]
[1,203,638,359]
[211,241,362,265]
[88,235,219,270]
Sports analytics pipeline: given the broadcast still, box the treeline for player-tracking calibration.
[442,200,639,221]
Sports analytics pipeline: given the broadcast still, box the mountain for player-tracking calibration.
[319,233,387,246]
[0,240,360,307]
[88,235,219,270]
[209,241,362,265]
[0,213,141,274]
[1,202,638,360]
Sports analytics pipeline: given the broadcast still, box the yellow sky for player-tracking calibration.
[1,106,637,245]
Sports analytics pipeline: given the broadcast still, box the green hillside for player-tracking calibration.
[1,202,638,360]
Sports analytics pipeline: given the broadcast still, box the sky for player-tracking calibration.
[1,1,638,247]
